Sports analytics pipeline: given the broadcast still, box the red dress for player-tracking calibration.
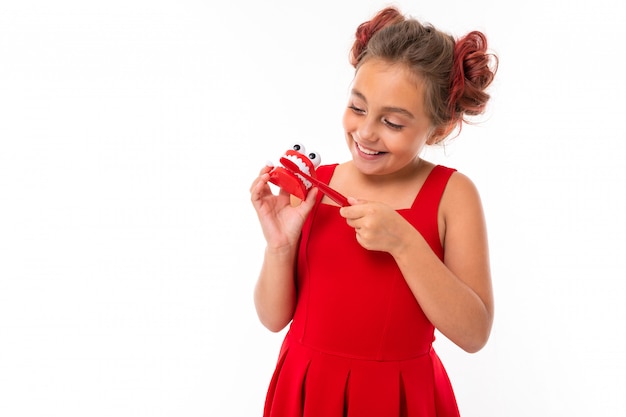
[263,164,460,417]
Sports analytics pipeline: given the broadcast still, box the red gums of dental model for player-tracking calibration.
[268,144,321,201]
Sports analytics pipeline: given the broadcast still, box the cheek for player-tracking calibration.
[342,109,355,132]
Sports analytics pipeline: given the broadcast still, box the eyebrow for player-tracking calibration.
[351,89,416,120]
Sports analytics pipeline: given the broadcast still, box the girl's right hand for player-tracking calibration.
[250,165,318,251]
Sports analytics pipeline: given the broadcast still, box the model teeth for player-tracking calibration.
[295,174,312,189]
[357,142,381,155]
[284,154,312,189]
[284,154,312,175]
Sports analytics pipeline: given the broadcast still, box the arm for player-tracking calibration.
[340,173,493,353]
[254,246,298,333]
[250,166,318,332]
[394,173,493,352]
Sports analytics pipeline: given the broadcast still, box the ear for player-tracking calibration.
[427,123,456,145]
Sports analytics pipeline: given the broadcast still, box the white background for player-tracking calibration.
[1,0,625,416]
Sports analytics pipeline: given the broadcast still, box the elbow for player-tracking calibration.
[462,303,494,353]
[459,322,493,354]
[460,337,488,354]
[259,316,291,333]
[454,310,493,353]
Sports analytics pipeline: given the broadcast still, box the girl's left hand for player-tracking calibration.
[339,196,413,254]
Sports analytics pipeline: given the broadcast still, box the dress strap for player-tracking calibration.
[407,165,457,260]
[300,164,338,249]
[314,164,338,184]
[411,165,456,210]
[311,164,339,205]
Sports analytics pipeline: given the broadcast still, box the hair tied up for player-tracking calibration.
[449,31,498,121]
[350,7,404,67]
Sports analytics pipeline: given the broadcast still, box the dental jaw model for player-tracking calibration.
[268,143,321,201]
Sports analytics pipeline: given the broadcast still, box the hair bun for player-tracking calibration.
[449,31,498,119]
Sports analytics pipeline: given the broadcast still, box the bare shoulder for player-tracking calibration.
[438,170,487,247]
[441,170,483,210]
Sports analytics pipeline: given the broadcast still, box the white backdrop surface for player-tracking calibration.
[1,1,624,416]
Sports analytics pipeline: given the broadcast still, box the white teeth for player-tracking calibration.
[284,154,312,189]
[285,154,312,175]
[295,173,312,189]
[356,142,381,155]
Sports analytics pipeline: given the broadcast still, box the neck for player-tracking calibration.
[353,157,424,186]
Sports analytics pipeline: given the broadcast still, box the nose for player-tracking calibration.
[355,117,377,144]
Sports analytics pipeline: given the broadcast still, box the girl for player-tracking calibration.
[250,6,497,417]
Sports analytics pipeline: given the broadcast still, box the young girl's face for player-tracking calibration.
[343,59,435,178]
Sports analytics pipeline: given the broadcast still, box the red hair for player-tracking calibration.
[350,7,404,67]
[449,31,498,122]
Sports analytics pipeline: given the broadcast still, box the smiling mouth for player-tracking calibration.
[356,141,385,156]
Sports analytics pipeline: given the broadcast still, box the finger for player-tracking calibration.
[344,217,358,229]
[339,204,364,220]
[249,176,263,196]
[300,187,319,211]
[250,174,272,202]
[250,170,271,193]
[339,196,368,217]
[259,162,274,175]
[251,165,274,189]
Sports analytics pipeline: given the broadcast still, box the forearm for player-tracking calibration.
[392,230,493,353]
[254,246,298,332]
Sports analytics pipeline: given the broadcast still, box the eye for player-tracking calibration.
[348,104,365,114]
[383,118,404,130]
[291,142,306,154]
[307,151,322,168]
